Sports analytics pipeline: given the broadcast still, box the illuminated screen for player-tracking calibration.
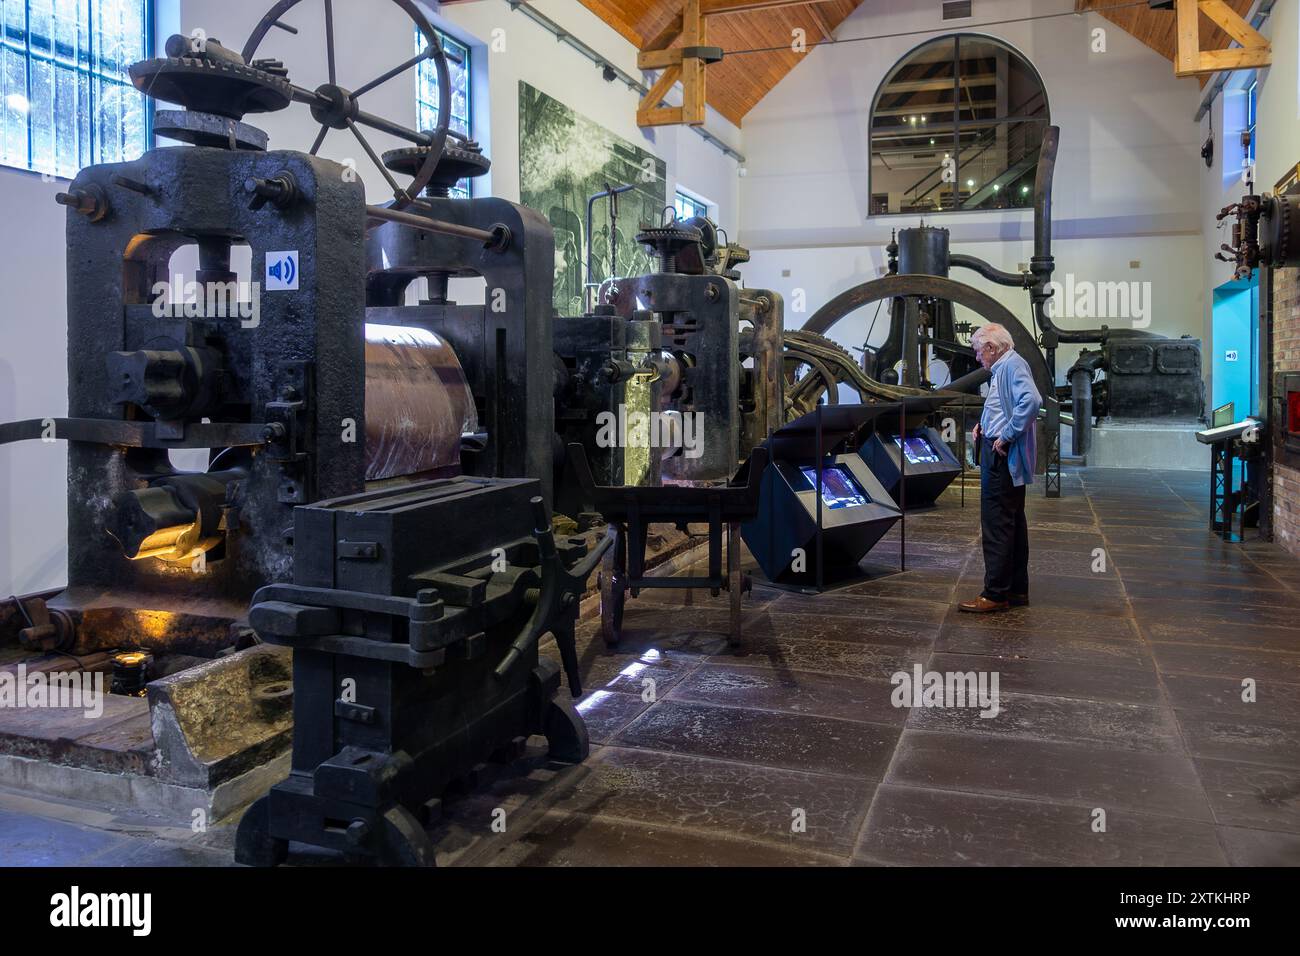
[894,434,942,465]
[800,465,871,509]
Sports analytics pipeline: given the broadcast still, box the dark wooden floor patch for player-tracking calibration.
[888,730,1214,822]
[1192,756,1300,834]
[927,651,1163,705]
[667,662,907,724]
[542,746,877,853]
[614,699,902,779]
[903,691,1182,753]
[856,785,1227,866]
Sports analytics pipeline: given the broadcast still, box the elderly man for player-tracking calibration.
[960,323,1042,613]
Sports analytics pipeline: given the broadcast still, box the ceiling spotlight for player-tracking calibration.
[602,64,617,82]
[966,178,975,188]
[929,138,935,145]
[1021,185,1030,194]
[993,184,1000,191]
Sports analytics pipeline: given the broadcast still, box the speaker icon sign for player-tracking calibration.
[266,251,299,291]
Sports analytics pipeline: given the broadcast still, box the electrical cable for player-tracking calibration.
[718,2,1153,58]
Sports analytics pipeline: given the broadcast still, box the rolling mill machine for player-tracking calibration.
[574,214,784,646]
[372,175,789,646]
[0,0,607,867]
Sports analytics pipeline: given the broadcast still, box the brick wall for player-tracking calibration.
[1274,265,1300,556]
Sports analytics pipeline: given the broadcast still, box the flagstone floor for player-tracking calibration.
[3,467,1298,866]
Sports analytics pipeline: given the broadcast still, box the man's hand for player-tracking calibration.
[973,423,982,444]
[993,437,1009,456]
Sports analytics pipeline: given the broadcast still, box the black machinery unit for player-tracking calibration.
[364,140,558,505]
[1090,338,1204,420]
[0,28,380,649]
[1067,336,1206,456]
[860,423,963,510]
[598,214,785,482]
[743,406,902,588]
[552,309,665,519]
[235,476,607,866]
[0,2,503,647]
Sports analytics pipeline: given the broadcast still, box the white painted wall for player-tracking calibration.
[0,171,70,596]
[0,0,741,596]
[738,0,1207,384]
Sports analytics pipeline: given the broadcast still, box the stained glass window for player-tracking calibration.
[415,27,470,199]
[1,0,150,180]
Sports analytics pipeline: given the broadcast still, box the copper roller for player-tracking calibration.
[364,324,479,482]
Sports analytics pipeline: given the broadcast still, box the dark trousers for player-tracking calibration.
[980,437,1028,601]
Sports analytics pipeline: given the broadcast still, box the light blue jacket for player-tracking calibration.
[982,350,1042,487]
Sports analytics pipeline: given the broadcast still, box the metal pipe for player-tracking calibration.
[947,366,992,394]
[950,254,1028,288]
[1027,128,1160,346]
[366,204,502,246]
[585,183,635,312]
[900,296,920,387]
[1070,367,1092,456]
[1032,125,1057,267]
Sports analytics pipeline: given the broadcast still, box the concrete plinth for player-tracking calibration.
[1086,419,1208,470]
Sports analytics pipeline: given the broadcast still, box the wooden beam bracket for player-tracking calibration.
[635,0,842,129]
[638,0,708,128]
[1175,0,1270,78]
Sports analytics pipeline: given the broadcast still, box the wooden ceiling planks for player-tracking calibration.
[1073,0,1256,86]
[580,0,866,126]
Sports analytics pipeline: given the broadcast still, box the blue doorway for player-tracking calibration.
[1211,274,1260,421]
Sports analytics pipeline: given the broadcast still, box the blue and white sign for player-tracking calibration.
[266,251,299,291]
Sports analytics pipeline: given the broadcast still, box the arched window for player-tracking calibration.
[869,35,1049,216]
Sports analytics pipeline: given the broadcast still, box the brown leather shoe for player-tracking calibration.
[959,596,1011,613]
[1008,594,1030,607]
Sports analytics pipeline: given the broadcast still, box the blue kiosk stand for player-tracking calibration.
[859,410,964,510]
[741,404,904,591]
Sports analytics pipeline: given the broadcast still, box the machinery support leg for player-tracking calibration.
[375,805,438,867]
[542,693,590,763]
[599,526,626,646]
[727,522,743,648]
[233,795,289,868]
[1045,396,1062,499]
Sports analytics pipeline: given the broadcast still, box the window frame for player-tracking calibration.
[415,26,472,198]
[1,0,153,180]
[1245,78,1257,167]
[674,190,709,221]
[867,32,1051,218]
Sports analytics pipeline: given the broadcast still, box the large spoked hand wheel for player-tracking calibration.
[241,0,451,210]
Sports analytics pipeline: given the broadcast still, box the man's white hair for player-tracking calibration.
[972,323,1015,352]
